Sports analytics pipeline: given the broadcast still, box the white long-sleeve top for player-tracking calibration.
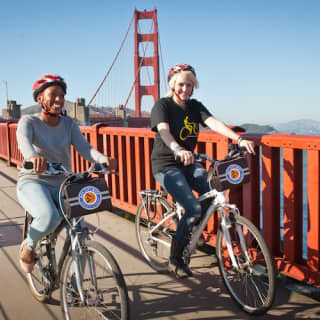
[17,114,107,187]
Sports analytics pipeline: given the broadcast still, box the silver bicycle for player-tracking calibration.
[135,147,275,315]
[21,161,130,320]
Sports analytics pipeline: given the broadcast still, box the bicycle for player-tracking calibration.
[21,161,130,320]
[135,145,275,315]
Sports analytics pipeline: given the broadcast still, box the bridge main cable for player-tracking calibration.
[86,13,135,108]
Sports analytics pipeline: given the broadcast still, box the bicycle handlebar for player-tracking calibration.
[22,161,118,177]
[175,144,247,164]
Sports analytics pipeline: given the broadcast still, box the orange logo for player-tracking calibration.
[230,169,240,180]
[84,191,96,204]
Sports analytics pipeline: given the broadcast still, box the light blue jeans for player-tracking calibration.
[17,180,63,251]
[154,163,211,247]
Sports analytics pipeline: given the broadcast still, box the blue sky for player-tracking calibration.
[1,0,319,125]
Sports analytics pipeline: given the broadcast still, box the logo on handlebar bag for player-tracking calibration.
[225,164,244,184]
[78,186,102,210]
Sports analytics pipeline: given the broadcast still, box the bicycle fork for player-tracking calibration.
[70,230,100,306]
[219,206,251,270]
[70,230,86,304]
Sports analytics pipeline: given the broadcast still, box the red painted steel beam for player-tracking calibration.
[242,146,261,228]
[261,146,281,256]
[283,148,303,264]
[307,150,320,271]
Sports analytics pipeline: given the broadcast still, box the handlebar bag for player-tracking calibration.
[208,156,250,192]
[62,178,112,218]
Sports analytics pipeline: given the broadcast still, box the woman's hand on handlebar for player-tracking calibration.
[238,139,255,155]
[30,156,47,174]
[175,149,194,166]
[104,157,118,171]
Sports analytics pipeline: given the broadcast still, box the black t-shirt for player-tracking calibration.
[151,97,213,174]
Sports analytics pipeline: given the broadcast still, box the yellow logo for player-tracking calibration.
[179,116,199,141]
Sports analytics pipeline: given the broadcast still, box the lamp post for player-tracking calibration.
[2,80,8,105]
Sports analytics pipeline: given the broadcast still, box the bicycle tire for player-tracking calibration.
[135,195,177,273]
[60,240,129,320]
[22,212,52,302]
[216,215,275,315]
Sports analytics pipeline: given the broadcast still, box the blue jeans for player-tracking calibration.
[17,180,63,251]
[154,163,211,247]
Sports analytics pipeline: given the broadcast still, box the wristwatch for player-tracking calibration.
[237,136,243,146]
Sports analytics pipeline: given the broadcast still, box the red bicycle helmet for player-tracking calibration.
[167,64,196,82]
[32,74,67,102]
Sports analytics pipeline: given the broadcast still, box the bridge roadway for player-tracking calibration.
[0,159,319,320]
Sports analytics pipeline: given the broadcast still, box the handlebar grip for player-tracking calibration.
[23,161,34,169]
[94,163,108,171]
[174,154,182,163]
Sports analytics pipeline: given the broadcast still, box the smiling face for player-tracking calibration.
[37,85,65,115]
[172,72,194,105]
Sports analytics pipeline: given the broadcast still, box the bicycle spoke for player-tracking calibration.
[136,195,176,272]
[61,241,128,319]
[217,215,275,314]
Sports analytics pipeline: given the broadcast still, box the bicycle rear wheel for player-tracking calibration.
[135,195,177,272]
[22,212,52,302]
[216,215,275,315]
[60,240,129,320]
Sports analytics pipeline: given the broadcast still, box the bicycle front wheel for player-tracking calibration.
[216,215,275,315]
[135,196,177,272]
[60,240,129,320]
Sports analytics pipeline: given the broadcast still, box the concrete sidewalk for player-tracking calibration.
[0,160,319,320]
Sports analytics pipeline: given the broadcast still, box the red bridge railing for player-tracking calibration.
[1,122,320,286]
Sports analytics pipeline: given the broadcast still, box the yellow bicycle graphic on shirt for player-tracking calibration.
[179,116,199,141]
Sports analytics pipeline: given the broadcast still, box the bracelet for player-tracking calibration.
[173,145,185,156]
[237,137,243,146]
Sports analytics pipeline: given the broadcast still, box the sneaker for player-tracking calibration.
[19,240,36,273]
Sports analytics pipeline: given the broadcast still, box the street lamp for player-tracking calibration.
[2,80,8,105]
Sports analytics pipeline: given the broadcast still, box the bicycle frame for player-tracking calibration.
[139,188,251,271]
[187,189,252,271]
[28,212,95,305]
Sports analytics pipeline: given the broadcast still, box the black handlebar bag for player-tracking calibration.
[208,156,250,192]
[62,178,112,218]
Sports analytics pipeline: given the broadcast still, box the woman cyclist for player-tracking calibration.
[151,64,255,278]
[17,74,116,273]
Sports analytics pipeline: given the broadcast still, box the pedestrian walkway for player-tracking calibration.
[0,159,319,320]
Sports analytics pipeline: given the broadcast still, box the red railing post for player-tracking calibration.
[307,150,320,271]
[5,122,11,166]
[261,145,281,256]
[283,148,303,265]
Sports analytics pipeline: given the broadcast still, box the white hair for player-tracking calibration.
[166,70,199,97]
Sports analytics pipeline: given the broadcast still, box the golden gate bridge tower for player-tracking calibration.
[134,9,160,117]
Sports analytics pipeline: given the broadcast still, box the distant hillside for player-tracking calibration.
[271,119,320,135]
[240,120,320,135]
[240,123,277,134]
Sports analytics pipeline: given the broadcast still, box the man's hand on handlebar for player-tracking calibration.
[30,156,47,174]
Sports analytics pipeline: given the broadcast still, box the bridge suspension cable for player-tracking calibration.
[158,22,168,94]
[86,13,134,107]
